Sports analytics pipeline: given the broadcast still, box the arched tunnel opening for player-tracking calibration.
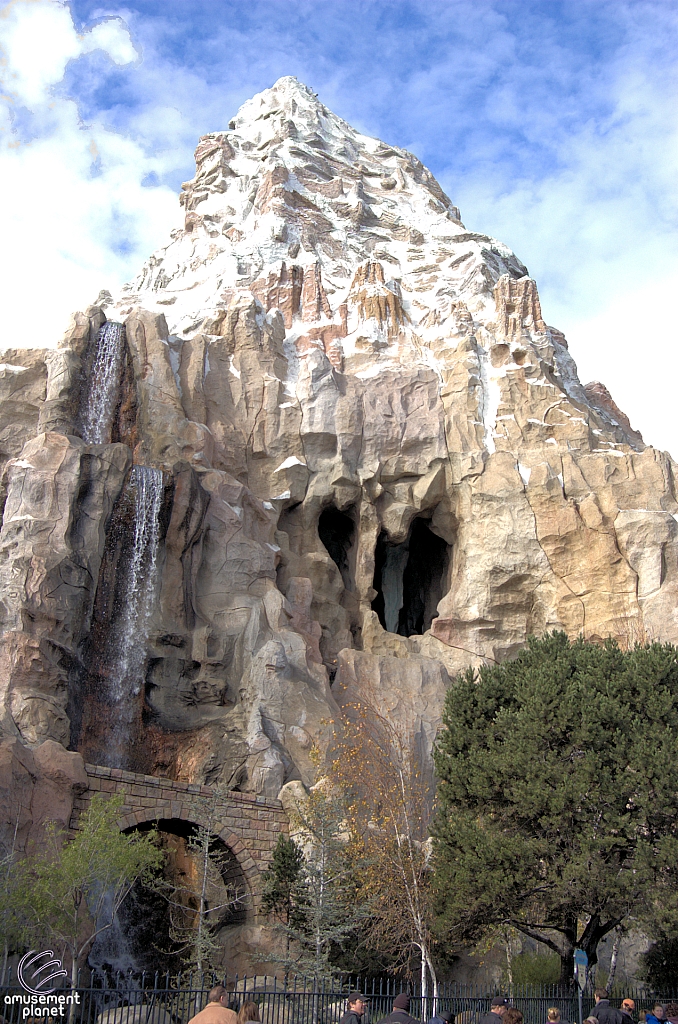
[372,517,449,636]
[89,818,250,978]
[318,505,355,590]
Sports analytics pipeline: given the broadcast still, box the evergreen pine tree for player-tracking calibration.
[432,633,678,984]
[261,834,307,968]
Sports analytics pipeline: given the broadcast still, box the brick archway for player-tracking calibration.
[120,806,263,911]
[71,764,288,921]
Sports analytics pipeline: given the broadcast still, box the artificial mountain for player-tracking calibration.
[1,77,677,819]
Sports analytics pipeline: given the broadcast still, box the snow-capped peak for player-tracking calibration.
[113,78,642,455]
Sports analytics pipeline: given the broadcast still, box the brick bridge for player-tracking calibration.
[72,764,288,919]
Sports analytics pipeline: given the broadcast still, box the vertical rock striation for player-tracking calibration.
[1,76,677,806]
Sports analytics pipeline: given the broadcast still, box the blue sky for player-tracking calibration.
[1,0,677,453]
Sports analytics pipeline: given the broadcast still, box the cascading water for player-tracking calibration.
[104,465,164,765]
[84,466,165,976]
[76,465,165,770]
[82,321,125,443]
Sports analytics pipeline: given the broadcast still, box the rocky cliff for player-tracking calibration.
[1,77,677,806]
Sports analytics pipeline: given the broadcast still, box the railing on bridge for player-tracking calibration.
[2,973,677,1024]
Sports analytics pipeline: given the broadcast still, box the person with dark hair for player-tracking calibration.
[504,1011,523,1024]
[662,1006,678,1024]
[478,998,510,1024]
[377,993,419,1024]
[428,1009,455,1024]
[237,1003,260,1024]
[646,1005,665,1024]
[592,990,625,1024]
[341,993,369,1024]
[188,986,237,1024]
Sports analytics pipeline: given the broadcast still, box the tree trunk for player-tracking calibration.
[607,928,622,991]
[559,946,575,987]
[504,928,514,996]
[421,945,428,1021]
[68,957,79,1024]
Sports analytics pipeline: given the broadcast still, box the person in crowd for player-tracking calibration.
[504,1010,523,1024]
[622,1000,636,1023]
[586,1017,599,1024]
[592,989,626,1024]
[547,1006,571,1024]
[377,993,419,1024]
[427,1009,455,1024]
[478,997,509,1024]
[237,1003,260,1024]
[341,993,369,1024]
[662,1006,678,1024]
[188,986,237,1024]
[646,1006,665,1024]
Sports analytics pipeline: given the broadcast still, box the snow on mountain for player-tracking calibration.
[112,76,642,452]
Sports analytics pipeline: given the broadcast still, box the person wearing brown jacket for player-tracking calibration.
[188,986,238,1024]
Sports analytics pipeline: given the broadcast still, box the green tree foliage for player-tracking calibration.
[640,935,678,990]
[262,834,306,932]
[22,793,162,987]
[510,952,561,986]
[264,756,369,983]
[432,633,678,984]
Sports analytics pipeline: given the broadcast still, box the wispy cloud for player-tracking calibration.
[2,0,677,452]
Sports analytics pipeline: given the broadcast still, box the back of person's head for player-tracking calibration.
[440,1013,455,1024]
[663,1007,678,1019]
[504,1010,523,1024]
[237,1002,260,1024]
[585,1017,598,1024]
[547,1010,561,1022]
[393,995,410,1012]
[595,991,609,1002]
[209,987,228,1005]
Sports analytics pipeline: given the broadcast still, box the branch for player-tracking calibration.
[510,921,568,957]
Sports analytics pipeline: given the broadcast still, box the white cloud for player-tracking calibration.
[442,9,678,455]
[0,0,178,349]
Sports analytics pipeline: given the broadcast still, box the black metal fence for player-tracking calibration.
[2,974,678,1024]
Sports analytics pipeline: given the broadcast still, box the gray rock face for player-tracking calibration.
[1,77,677,800]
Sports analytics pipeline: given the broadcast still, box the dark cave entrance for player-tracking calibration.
[318,505,355,590]
[371,518,449,636]
[89,818,250,979]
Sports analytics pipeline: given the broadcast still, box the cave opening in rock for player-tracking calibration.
[372,518,449,636]
[318,505,355,590]
[89,818,250,978]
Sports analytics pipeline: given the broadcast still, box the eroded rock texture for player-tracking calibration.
[1,77,677,803]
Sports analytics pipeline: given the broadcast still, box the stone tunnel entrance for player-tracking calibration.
[90,817,250,977]
[372,517,449,636]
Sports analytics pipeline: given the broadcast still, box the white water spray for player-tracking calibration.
[82,321,125,444]
[106,465,164,762]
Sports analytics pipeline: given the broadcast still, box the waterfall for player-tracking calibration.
[104,466,164,765]
[87,888,141,986]
[82,321,125,443]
